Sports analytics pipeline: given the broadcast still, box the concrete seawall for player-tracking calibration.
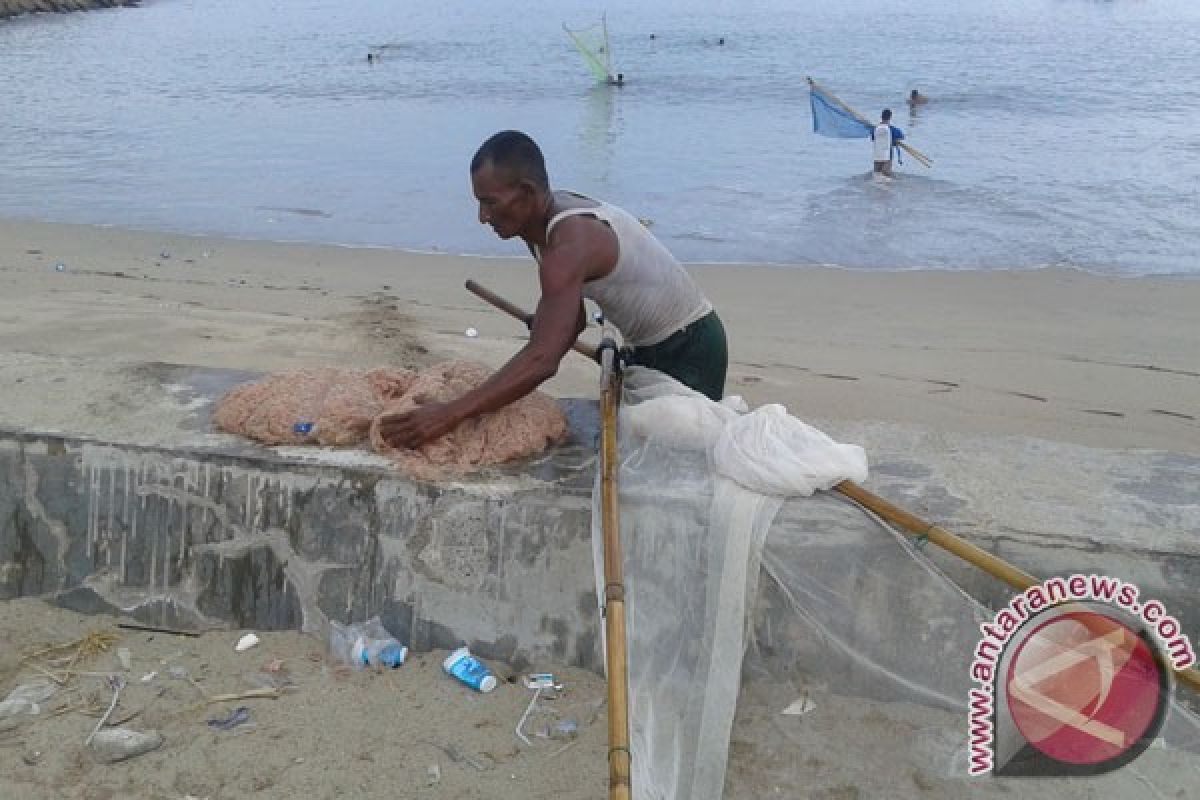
[0,0,136,20]
[2,365,1196,698]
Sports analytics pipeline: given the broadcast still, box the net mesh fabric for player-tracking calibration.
[593,367,1200,799]
[564,18,612,82]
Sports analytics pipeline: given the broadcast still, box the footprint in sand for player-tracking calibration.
[1149,409,1195,421]
[1081,409,1125,418]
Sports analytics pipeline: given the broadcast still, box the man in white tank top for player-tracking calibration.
[871,108,904,177]
[379,130,728,449]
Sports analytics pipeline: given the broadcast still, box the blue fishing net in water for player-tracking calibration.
[810,87,871,138]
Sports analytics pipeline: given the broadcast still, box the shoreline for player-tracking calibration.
[1,215,1197,455]
[0,0,134,19]
[8,211,1198,281]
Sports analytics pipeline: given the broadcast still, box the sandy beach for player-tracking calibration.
[1,217,1197,453]
[2,217,1199,799]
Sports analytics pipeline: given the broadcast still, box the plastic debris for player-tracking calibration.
[443,647,497,692]
[167,666,190,680]
[293,421,315,436]
[465,327,478,338]
[140,671,158,683]
[549,718,579,741]
[329,617,407,669]
[54,262,66,272]
[116,647,132,671]
[780,693,817,717]
[206,706,251,731]
[235,633,260,652]
[85,675,127,747]
[522,673,562,691]
[426,763,441,786]
[90,728,164,763]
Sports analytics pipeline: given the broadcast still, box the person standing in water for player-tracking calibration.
[871,109,905,177]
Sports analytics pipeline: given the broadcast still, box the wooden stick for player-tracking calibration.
[182,686,287,714]
[599,344,633,800]
[117,622,202,638]
[463,280,1200,697]
[465,280,599,362]
[807,77,933,168]
[464,279,631,794]
[834,480,1037,588]
[834,480,1200,693]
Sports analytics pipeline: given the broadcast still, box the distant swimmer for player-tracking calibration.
[908,89,928,106]
[606,72,625,86]
[718,37,725,46]
[367,53,374,64]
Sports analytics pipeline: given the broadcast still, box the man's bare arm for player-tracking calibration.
[378,216,613,448]
[438,267,585,423]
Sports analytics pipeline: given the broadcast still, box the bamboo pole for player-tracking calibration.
[834,480,1200,693]
[599,343,633,800]
[465,279,599,361]
[462,279,1200,697]
[465,280,630,795]
[808,76,933,168]
[834,480,1038,589]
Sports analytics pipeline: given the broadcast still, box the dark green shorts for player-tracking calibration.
[627,310,728,401]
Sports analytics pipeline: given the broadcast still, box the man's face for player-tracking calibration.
[471,162,534,240]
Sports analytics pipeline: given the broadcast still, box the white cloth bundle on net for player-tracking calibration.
[594,367,1200,800]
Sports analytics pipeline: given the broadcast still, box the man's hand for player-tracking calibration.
[377,402,461,450]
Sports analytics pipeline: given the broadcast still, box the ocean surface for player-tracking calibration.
[1,0,1198,275]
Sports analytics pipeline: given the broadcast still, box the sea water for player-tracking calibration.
[0,0,1197,276]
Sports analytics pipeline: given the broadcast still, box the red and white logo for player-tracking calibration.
[995,607,1169,775]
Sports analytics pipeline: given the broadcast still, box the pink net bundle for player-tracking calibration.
[368,361,567,478]
[213,361,567,476]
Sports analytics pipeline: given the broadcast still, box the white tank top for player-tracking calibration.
[537,194,712,347]
[873,123,892,161]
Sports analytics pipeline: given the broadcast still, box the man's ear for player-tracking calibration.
[517,179,539,199]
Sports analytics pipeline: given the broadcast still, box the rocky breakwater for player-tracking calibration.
[0,0,138,20]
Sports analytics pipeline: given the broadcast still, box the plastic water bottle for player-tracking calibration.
[352,637,408,668]
[293,421,315,436]
[443,647,497,692]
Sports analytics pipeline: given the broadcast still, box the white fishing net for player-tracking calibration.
[592,366,1200,799]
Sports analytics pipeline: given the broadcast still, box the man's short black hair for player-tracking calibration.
[881,109,893,122]
[471,131,549,191]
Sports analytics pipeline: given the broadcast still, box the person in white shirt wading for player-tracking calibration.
[871,109,905,177]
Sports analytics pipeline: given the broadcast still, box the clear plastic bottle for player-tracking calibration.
[354,637,408,668]
[330,617,407,669]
